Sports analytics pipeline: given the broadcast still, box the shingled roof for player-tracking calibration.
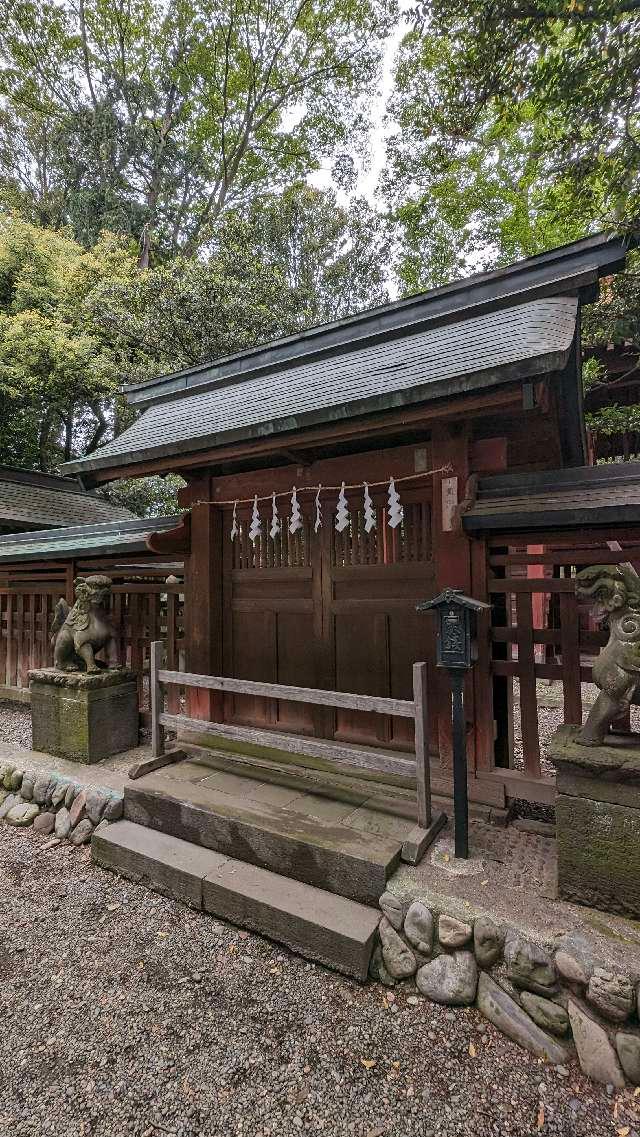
[0,515,180,562]
[462,463,640,533]
[62,231,632,483]
[0,467,135,533]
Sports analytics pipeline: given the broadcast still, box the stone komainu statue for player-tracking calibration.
[51,575,120,673]
[575,563,640,745]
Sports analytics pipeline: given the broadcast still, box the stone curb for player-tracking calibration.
[0,760,123,848]
[373,890,640,1089]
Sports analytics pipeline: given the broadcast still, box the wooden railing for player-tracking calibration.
[149,641,446,864]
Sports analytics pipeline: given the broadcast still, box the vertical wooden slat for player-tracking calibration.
[128,593,143,704]
[150,640,165,757]
[6,594,14,686]
[166,591,180,713]
[471,538,495,773]
[16,594,26,688]
[0,594,6,684]
[559,590,582,725]
[28,593,37,674]
[413,661,432,829]
[515,590,541,776]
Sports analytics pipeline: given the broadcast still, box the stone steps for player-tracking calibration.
[93,819,380,980]
[123,772,402,906]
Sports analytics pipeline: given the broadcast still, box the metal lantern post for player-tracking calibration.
[417,589,490,859]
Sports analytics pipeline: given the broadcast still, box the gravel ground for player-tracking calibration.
[0,825,636,1137]
[0,701,31,750]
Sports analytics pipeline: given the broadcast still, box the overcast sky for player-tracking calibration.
[308,12,409,207]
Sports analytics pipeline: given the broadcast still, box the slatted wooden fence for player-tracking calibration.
[486,533,638,781]
[0,559,185,712]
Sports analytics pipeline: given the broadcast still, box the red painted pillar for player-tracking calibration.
[181,475,223,721]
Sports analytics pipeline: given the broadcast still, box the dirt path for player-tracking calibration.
[0,825,634,1137]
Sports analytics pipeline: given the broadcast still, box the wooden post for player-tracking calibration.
[151,639,165,758]
[401,661,447,865]
[413,661,431,829]
[183,476,224,721]
[431,424,472,767]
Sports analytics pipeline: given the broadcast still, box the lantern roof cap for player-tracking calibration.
[417,589,490,613]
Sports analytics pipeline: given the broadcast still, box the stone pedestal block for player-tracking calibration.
[551,724,640,919]
[29,668,138,764]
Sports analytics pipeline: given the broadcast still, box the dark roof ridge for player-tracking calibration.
[0,465,90,495]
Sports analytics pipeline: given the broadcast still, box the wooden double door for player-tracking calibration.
[221,487,436,752]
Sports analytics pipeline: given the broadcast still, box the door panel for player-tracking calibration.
[222,487,436,751]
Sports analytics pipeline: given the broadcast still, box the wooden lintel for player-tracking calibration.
[145,512,191,554]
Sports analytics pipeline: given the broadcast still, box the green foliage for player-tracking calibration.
[0,184,390,493]
[586,404,640,437]
[85,184,389,384]
[582,256,640,346]
[385,2,640,291]
[226,183,390,325]
[0,217,139,469]
[383,0,640,460]
[0,0,397,262]
[100,474,186,518]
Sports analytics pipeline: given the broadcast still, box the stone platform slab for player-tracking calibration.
[93,819,380,980]
[124,772,402,906]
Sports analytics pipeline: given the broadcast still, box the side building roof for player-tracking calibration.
[0,515,180,563]
[0,467,136,531]
[462,463,640,534]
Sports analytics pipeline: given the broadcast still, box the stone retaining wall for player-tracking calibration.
[373,891,640,1089]
[0,762,123,845]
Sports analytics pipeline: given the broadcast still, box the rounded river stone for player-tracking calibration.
[438,914,473,949]
[474,917,504,969]
[416,951,478,1006]
[379,917,417,979]
[587,969,635,1024]
[6,802,40,827]
[403,900,433,955]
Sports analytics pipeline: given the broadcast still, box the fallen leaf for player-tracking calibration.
[481,880,488,886]
[269,966,281,975]
[617,1128,630,1137]
[157,931,168,939]
[361,1058,376,1070]
[443,853,450,863]
[536,1104,545,1131]
[391,1061,400,1068]
[468,1042,476,1058]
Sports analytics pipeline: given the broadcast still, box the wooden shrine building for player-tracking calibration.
[47,231,633,810]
